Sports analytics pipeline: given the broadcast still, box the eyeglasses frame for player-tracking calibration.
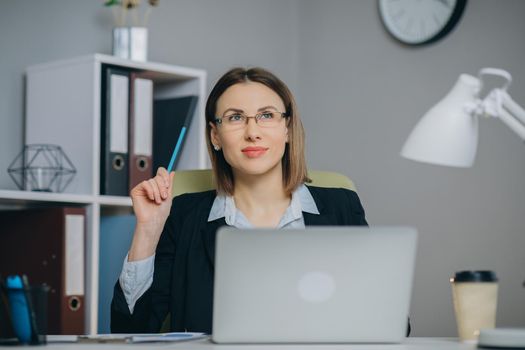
[214,111,289,128]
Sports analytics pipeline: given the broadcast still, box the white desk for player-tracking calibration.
[1,338,477,350]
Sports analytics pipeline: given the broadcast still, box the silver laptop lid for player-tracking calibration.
[212,226,417,344]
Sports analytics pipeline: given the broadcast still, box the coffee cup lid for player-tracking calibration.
[452,270,498,283]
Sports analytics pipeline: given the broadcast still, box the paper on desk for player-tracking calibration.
[47,332,207,343]
[46,335,79,343]
[130,332,207,343]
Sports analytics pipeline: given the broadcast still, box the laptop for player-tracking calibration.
[212,226,417,344]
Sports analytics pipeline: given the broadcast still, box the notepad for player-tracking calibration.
[46,332,207,343]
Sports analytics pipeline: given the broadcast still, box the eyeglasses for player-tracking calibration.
[214,111,288,130]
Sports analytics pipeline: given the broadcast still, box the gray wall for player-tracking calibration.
[297,0,525,336]
[1,0,524,336]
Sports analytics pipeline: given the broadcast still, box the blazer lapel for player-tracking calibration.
[201,218,227,269]
[304,185,336,226]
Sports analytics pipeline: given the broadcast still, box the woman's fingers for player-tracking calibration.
[157,167,170,187]
[139,180,154,201]
[134,167,171,204]
[155,167,171,198]
[168,171,175,193]
[148,178,162,204]
[154,174,169,199]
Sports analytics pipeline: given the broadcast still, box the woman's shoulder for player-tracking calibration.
[305,185,359,200]
[305,185,365,214]
[171,190,217,214]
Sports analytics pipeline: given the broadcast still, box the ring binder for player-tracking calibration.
[129,73,154,191]
[101,66,130,196]
[0,207,86,335]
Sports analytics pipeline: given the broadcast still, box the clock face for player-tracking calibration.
[379,0,467,45]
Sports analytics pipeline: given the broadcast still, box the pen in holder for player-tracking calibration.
[4,275,49,345]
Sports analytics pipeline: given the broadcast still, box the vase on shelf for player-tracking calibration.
[112,26,148,62]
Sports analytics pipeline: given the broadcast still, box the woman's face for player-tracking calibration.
[210,81,288,179]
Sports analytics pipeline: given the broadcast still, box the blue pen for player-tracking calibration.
[167,126,187,173]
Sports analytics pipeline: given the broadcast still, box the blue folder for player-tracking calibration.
[98,215,136,334]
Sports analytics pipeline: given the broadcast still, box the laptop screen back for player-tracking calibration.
[212,226,417,343]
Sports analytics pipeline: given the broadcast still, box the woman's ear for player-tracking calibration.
[210,122,220,148]
[285,127,289,143]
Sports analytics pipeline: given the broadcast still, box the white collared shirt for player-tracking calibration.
[207,183,319,228]
[119,184,319,313]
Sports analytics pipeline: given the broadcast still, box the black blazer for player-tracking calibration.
[111,186,368,333]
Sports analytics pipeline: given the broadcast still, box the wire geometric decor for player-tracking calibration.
[7,144,76,192]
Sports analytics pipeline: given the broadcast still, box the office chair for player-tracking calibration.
[171,169,356,197]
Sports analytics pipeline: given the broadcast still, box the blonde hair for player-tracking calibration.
[205,67,310,195]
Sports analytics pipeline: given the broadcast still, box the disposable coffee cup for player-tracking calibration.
[450,270,498,342]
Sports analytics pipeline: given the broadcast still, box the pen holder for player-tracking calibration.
[4,282,49,345]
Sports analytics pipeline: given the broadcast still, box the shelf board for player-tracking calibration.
[0,190,134,207]
[0,189,94,207]
[97,195,132,207]
[27,54,206,82]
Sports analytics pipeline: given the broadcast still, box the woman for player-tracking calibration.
[111,67,368,333]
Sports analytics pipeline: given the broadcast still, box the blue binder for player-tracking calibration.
[98,215,135,334]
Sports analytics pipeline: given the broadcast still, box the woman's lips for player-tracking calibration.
[242,147,268,158]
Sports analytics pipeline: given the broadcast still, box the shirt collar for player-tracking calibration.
[207,183,319,223]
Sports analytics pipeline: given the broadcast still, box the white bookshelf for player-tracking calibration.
[0,54,207,334]
[0,189,94,206]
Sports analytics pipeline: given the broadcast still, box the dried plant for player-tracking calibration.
[104,0,159,27]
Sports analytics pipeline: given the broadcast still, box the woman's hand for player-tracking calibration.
[128,167,175,261]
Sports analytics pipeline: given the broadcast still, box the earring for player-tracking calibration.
[213,145,220,151]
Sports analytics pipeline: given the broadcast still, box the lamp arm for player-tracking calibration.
[497,90,525,141]
[501,90,525,125]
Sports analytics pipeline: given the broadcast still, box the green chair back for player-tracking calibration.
[171,169,355,197]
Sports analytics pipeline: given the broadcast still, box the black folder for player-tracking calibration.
[100,65,130,196]
[153,96,198,171]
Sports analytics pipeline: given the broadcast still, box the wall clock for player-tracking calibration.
[379,0,467,46]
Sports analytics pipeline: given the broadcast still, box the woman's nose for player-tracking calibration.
[244,117,261,140]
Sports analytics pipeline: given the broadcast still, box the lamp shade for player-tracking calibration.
[401,74,481,167]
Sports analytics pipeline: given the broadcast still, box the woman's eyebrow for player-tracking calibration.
[221,105,278,115]
[221,108,244,115]
[257,105,278,112]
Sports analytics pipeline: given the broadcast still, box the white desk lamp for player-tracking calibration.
[400,68,525,347]
[401,68,525,167]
